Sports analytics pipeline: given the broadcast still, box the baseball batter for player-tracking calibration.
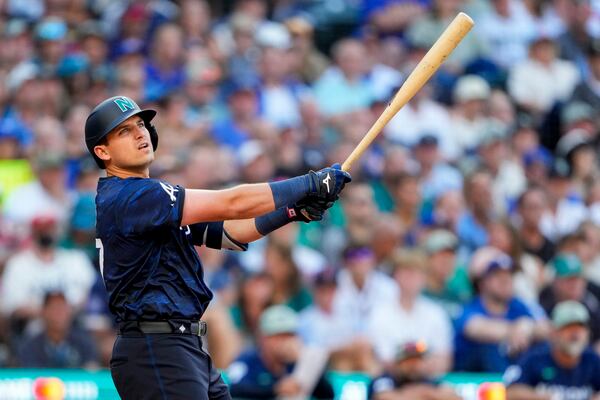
[84,96,351,399]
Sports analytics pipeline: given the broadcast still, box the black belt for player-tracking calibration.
[119,321,207,336]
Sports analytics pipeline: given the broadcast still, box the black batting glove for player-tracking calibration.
[290,197,335,222]
[306,163,352,202]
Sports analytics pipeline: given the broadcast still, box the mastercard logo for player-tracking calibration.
[32,377,66,400]
[478,382,506,400]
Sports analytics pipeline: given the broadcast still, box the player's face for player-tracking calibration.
[97,115,154,171]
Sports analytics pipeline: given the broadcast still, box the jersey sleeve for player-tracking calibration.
[117,180,185,234]
[189,222,248,251]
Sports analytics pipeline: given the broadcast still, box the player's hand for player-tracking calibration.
[274,376,303,397]
[291,197,334,222]
[307,163,352,202]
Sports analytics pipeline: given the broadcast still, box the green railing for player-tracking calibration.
[0,369,503,400]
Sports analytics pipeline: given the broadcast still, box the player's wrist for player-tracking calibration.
[268,175,313,209]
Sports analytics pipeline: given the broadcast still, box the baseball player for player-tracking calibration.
[84,95,351,399]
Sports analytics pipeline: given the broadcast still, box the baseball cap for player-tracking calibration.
[395,340,428,362]
[552,300,589,329]
[415,133,439,147]
[342,245,374,261]
[391,249,428,272]
[255,22,291,50]
[314,268,337,287]
[453,75,491,103]
[469,247,514,281]
[523,147,553,169]
[561,102,594,126]
[423,230,458,254]
[551,253,583,278]
[259,305,299,336]
[35,18,67,41]
[556,129,593,159]
[478,121,507,147]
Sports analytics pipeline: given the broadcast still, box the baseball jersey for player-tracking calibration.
[504,344,600,400]
[95,176,246,322]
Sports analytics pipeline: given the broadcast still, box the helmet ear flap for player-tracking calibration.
[148,123,159,151]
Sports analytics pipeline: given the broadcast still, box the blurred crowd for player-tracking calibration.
[2,0,600,398]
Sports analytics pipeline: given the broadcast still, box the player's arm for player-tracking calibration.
[181,164,350,226]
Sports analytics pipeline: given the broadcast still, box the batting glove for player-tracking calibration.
[307,163,352,202]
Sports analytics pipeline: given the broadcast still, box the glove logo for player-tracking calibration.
[287,207,297,218]
[323,173,331,193]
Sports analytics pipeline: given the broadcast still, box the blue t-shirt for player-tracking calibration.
[96,177,230,322]
[454,296,533,373]
[504,344,600,400]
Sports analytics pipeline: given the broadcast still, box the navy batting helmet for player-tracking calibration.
[85,96,158,169]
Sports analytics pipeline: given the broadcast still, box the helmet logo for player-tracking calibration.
[113,97,136,112]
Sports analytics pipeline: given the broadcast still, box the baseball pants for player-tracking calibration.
[110,334,231,400]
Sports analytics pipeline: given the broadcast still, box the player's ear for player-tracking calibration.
[94,145,111,162]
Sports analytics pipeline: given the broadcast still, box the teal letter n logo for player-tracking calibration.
[113,97,136,112]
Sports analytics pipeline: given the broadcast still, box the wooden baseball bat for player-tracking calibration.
[341,12,475,172]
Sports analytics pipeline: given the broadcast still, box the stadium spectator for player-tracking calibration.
[230,272,274,343]
[3,153,72,228]
[454,247,548,372]
[17,291,99,368]
[368,249,454,375]
[571,39,600,109]
[457,170,493,253]
[421,229,471,320]
[508,36,580,115]
[227,305,334,399]
[504,301,600,400]
[516,186,556,264]
[539,253,600,352]
[369,341,461,400]
[0,215,96,327]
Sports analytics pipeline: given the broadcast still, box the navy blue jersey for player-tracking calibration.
[95,177,244,322]
[504,344,600,400]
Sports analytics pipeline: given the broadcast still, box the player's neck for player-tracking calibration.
[106,165,150,179]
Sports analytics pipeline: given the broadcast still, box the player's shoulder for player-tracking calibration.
[581,348,600,366]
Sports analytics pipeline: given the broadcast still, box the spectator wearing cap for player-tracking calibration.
[284,17,329,84]
[237,140,275,184]
[505,301,600,400]
[368,249,454,375]
[184,57,226,131]
[255,22,309,129]
[523,147,553,187]
[144,23,187,101]
[539,253,600,352]
[556,0,594,77]
[313,39,374,117]
[299,268,377,374]
[508,36,580,115]
[3,153,72,228]
[414,133,463,203]
[571,39,600,110]
[368,340,461,400]
[516,187,557,264]
[476,121,527,216]
[0,215,96,328]
[422,229,472,320]
[449,75,492,156]
[31,17,68,76]
[556,129,599,197]
[539,158,588,241]
[210,80,258,149]
[454,247,548,373]
[17,291,99,368]
[227,305,334,399]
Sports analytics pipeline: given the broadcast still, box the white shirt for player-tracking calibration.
[385,99,456,160]
[477,1,537,68]
[508,59,580,112]
[3,181,71,227]
[367,296,453,362]
[298,305,355,350]
[333,269,398,337]
[540,197,588,241]
[1,248,96,315]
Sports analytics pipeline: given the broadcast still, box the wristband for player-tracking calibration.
[255,207,298,236]
[268,175,313,209]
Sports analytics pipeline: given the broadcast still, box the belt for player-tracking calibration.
[119,321,208,336]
